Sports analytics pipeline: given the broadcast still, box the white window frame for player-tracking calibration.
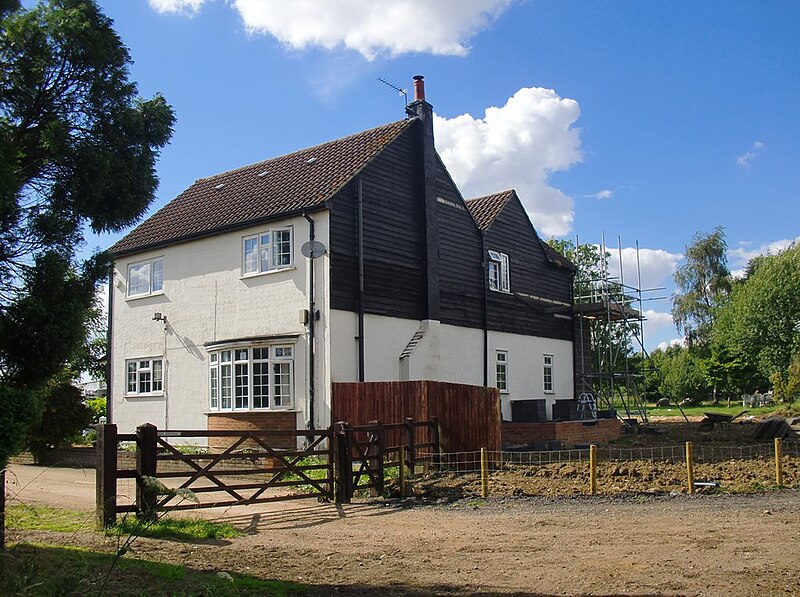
[125,358,164,396]
[488,250,510,293]
[496,350,509,394]
[208,344,295,411]
[242,226,293,276]
[543,354,554,394]
[126,257,164,298]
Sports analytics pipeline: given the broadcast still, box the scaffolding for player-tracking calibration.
[573,235,667,427]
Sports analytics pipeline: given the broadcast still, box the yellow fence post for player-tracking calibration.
[686,441,694,495]
[775,437,783,488]
[589,444,597,495]
[480,447,489,498]
[399,445,406,497]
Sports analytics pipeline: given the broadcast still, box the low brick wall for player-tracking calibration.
[502,419,621,449]
[206,411,299,451]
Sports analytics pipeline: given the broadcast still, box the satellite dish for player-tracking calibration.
[301,240,327,259]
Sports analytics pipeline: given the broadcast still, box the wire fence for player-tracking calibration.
[416,440,800,475]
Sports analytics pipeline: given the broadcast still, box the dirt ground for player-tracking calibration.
[6,463,800,596]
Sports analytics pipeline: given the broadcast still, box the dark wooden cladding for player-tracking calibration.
[483,194,573,340]
[329,124,426,319]
[434,158,484,329]
[332,380,501,453]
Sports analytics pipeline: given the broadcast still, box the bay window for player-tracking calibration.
[208,345,294,411]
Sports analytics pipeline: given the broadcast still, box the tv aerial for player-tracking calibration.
[378,77,408,109]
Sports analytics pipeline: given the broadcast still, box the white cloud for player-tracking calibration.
[205,0,511,59]
[656,338,685,351]
[736,140,765,168]
[149,0,207,15]
[434,87,582,237]
[590,189,613,200]
[730,237,800,271]
[643,310,674,335]
[605,247,682,292]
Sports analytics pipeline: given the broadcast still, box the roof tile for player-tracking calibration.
[112,119,413,255]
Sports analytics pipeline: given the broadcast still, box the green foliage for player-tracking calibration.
[770,351,800,403]
[6,504,91,533]
[650,345,709,404]
[0,0,174,463]
[0,385,41,465]
[1,543,307,596]
[26,380,92,461]
[84,395,106,422]
[112,516,240,541]
[714,243,800,383]
[672,227,731,349]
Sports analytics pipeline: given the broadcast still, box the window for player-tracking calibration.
[543,354,554,393]
[242,227,293,275]
[487,250,510,292]
[496,350,508,393]
[208,345,294,410]
[127,258,164,297]
[126,358,163,395]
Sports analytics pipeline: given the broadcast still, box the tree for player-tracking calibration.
[655,345,709,404]
[0,0,174,546]
[714,243,800,387]
[672,227,731,349]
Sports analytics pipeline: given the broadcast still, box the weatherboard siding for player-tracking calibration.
[484,196,574,340]
[329,124,426,320]
[434,160,485,329]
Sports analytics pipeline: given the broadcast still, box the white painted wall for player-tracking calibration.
[110,213,331,434]
[330,310,573,421]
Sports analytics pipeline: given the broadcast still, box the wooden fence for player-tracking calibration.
[95,419,440,526]
[332,380,501,453]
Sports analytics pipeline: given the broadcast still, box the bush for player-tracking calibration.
[85,395,107,422]
[27,382,92,462]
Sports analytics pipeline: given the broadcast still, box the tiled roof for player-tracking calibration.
[111,119,414,255]
[465,190,514,230]
[466,189,573,269]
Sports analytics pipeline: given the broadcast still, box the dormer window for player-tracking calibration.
[242,226,293,275]
[488,250,510,293]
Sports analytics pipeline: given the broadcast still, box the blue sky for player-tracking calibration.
[89,0,800,350]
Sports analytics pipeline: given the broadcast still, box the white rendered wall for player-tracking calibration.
[110,213,331,434]
[330,310,573,421]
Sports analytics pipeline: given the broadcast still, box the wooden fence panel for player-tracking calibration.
[332,380,500,453]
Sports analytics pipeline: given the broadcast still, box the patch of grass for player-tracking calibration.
[111,515,240,541]
[648,403,778,418]
[5,504,93,533]
[0,543,307,596]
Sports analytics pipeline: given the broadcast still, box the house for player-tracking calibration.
[108,76,577,437]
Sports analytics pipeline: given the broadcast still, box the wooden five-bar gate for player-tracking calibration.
[96,418,440,527]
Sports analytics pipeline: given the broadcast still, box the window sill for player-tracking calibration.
[204,409,300,415]
[125,290,165,302]
[240,266,296,280]
[489,288,512,294]
[543,391,555,395]
[125,392,164,399]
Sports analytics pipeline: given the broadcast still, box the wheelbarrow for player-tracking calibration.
[698,410,749,431]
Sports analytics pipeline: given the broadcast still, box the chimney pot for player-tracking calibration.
[413,75,425,102]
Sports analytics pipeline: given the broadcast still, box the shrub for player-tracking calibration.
[27,382,92,462]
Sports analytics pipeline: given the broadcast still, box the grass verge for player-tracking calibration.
[0,543,307,596]
[111,515,240,541]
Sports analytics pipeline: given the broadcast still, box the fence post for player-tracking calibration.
[480,447,489,498]
[399,445,406,497]
[589,444,597,496]
[430,416,441,472]
[685,441,694,495]
[136,423,158,520]
[96,423,118,528]
[775,437,783,487]
[405,417,416,477]
[334,421,353,504]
